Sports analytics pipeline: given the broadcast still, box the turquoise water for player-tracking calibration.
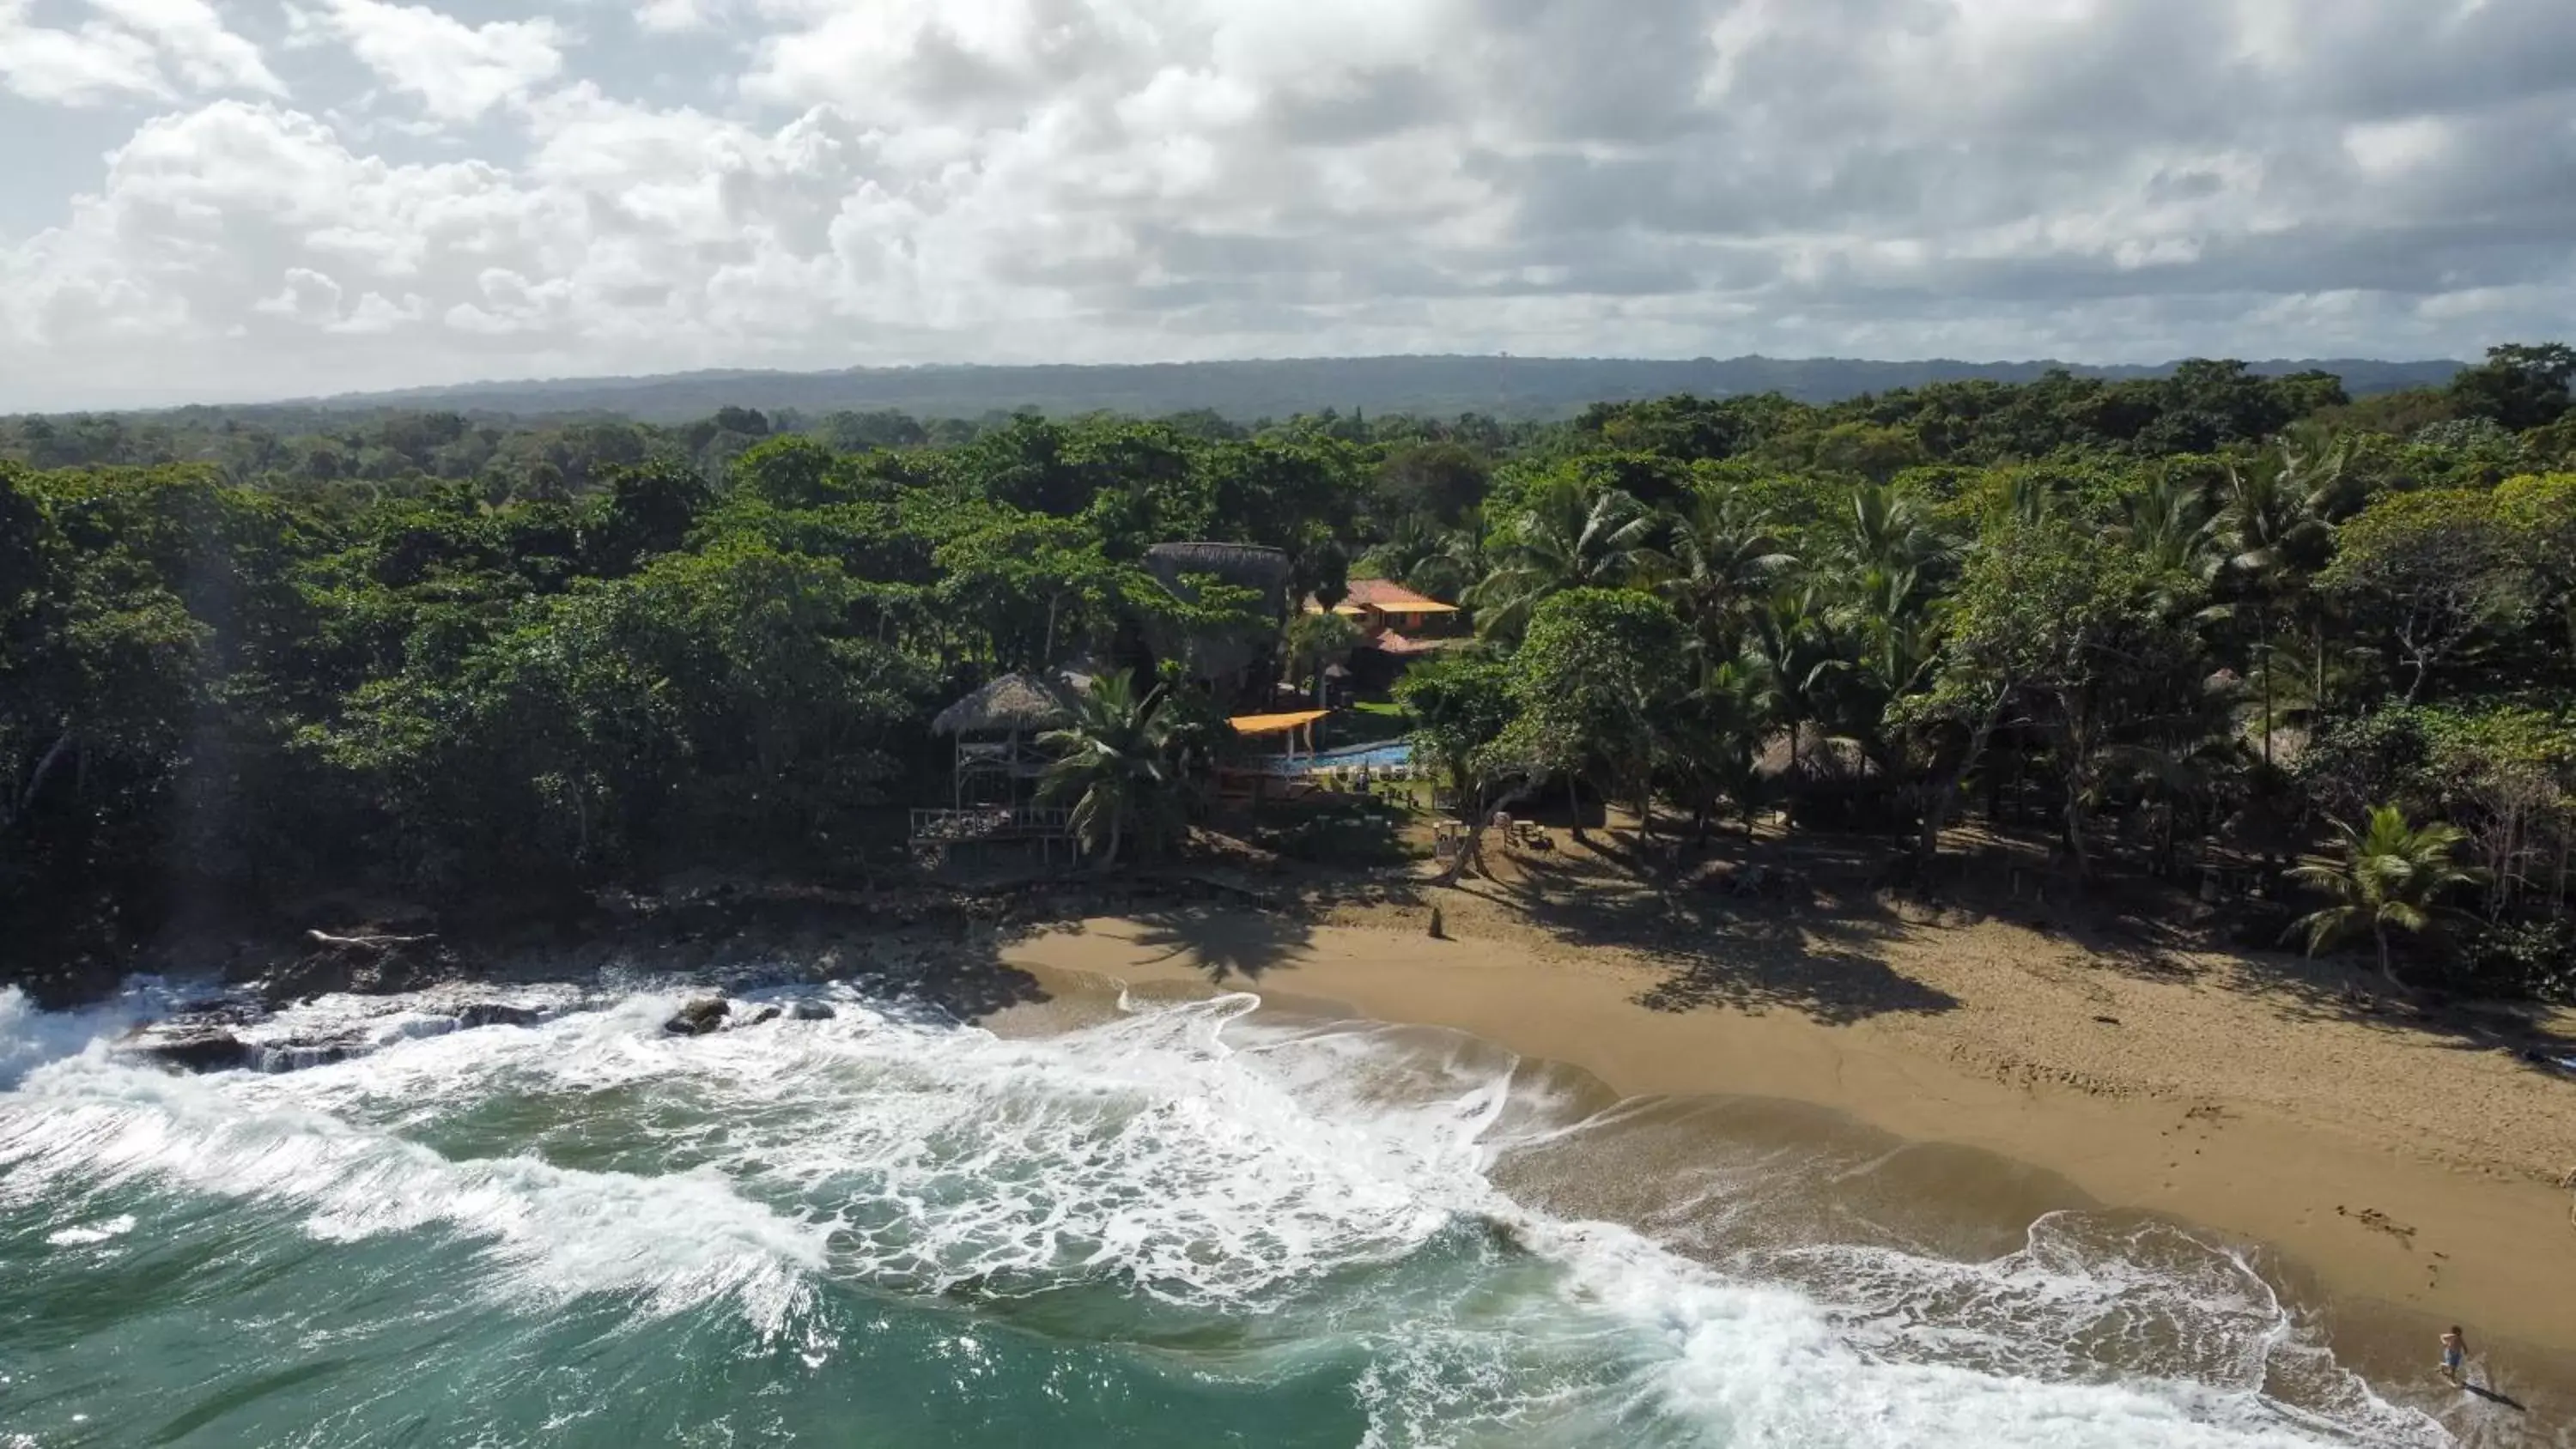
[0,981,2459,1446]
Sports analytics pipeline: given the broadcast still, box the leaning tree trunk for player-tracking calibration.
[2375,924,2399,991]
[6,728,75,832]
[1436,779,1536,886]
[2257,604,2273,768]
[1915,685,2009,871]
[2061,787,2092,882]
[1566,775,1588,845]
[1783,725,1801,836]
[2312,616,2326,716]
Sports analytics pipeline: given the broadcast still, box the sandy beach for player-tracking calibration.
[999,887,2576,1369]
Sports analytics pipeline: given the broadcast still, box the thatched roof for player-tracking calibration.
[1142,543,1294,682]
[1144,543,1293,607]
[932,671,1087,736]
[1754,725,1882,782]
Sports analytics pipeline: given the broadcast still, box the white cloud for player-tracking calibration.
[0,0,276,105]
[0,3,167,105]
[252,265,346,321]
[88,0,283,94]
[292,0,563,123]
[7,0,2576,409]
[634,0,718,34]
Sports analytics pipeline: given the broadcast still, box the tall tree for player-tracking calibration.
[2318,490,2533,704]
[2207,444,2341,758]
[1492,588,1687,840]
[1039,671,1187,869]
[1395,653,1521,882]
[2446,343,2576,432]
[1466,481,1656,640]
[1282,609,1363,706]
[1909,522,2202,876]
[1654,487,1795,657]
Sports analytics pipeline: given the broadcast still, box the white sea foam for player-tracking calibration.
[0,981,2450,1446]
[2,1040,827,1334]
[44,1211,136,1246]
[0,980,194,1091]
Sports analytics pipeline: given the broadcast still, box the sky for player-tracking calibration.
[2,0,2573,411]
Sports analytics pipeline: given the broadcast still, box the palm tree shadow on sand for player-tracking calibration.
[1119,906,1315,984]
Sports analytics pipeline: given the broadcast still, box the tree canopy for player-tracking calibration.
[11,346,2576,1003]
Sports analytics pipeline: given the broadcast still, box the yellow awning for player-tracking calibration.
[1227,709,1330,737]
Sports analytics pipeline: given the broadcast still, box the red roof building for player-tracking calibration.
[1306,579,1461,638]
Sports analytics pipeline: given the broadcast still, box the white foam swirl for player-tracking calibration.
[1,981,2450,1446]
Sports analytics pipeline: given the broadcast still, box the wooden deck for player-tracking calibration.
[908,805,1079,865]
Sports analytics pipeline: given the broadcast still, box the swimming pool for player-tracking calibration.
[1247,740,1414,775]
[1310,741,1413,768]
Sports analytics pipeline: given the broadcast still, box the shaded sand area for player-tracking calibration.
[999,888,2576,1386]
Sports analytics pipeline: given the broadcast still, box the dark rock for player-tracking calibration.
[253,939,446,1006]
[457,1003,542,1029]
[124,1025,255,1072]
[664,997,730,1035]
[253,1039,368,1071]
[742,1005,783,1027]
[787,1000,835,1021]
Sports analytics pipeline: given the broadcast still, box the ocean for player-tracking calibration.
[0,975,2530,1446]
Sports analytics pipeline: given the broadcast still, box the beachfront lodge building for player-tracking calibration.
[1304,579,1463,695]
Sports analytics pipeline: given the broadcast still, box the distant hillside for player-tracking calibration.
[291,354,2468,423]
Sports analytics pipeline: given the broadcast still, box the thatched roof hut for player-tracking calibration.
[1144,543,1293,611]
[1754,725,1881,783]
[931,670,1089,737]
[1142,542,1294,683]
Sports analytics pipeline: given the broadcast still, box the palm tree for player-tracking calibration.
[2288,804,2488,989]
[1838,483,1955,582]
[1359,514,1484,603]
[1655,489,1795,654]
[1662,655,1771,840]
[1283,609,1362,707]
[1038,670,1186,869]
[1465,481,1656,640]
[2208,446,2343,764]
[1745,585,1847,823]
[2119,467,2216,578]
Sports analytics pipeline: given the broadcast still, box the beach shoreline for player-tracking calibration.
[996,898,2576,1369]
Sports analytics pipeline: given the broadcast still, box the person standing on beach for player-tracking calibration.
[2439,1326,2469,1386]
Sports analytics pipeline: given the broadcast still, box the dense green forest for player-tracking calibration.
[7,349,2576,1002]
[10,354,2466,433]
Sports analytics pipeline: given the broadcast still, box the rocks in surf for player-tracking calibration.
[665,997,731,1035]
[115,996,550,1075]
[120,1022,257,1072]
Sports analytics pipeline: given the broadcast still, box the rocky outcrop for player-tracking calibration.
[664,997,730,1035]
[122,1023,256,1073]
[787,1000,835,1022]
[456,1002,542,1029]
[742,1005,782,1027]
[251,1040,368,1072]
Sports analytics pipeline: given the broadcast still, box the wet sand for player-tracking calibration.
[998,902,2576,1397]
